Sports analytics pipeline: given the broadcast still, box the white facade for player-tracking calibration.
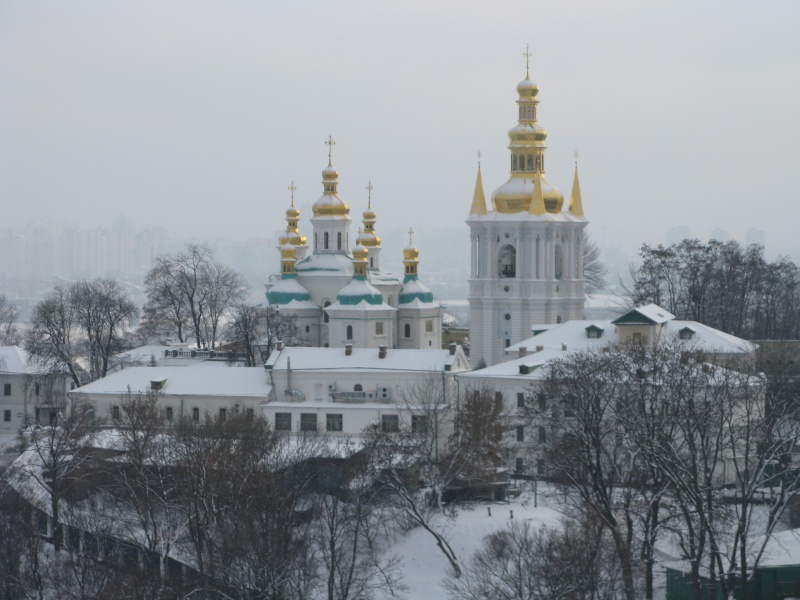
[71,365,270,424]
[263,345,470,438]
[0,346,71,432]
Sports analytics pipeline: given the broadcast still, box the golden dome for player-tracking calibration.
[491,174,564,214]
[352,245,369,262]
[403,246,420,261]
[312,160,350,217]
[285,207,300,219]
[516,77,539,97]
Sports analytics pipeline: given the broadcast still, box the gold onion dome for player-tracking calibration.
[403,245,420,261]
[312,159,350,217]
[352,245,369,262]
[516,76,539,97]
[279,181,307,246]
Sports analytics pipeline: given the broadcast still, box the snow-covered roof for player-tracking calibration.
[267,276,313,305]
[72,366,271,398]
[334,277,385,306]
[111,345,176,368]
[467,210,586,223]
[398,278,437,305]
[265,346,469,373]
[507,317,756,355]
[0,345,32,374]
[458,348,564,381]
[295,252,354,276]
[612,303,675,325]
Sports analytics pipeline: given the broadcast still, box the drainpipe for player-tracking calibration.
[287,356,292,396]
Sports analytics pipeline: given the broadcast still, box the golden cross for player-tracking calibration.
[288,180,296,206]
[325,135,336,162]
[477,150,482,166]
[366,181,373,208]
[523,44,531,77]
[574,150,579,166]
[408,227,414,246]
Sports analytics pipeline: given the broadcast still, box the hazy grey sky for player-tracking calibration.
[2,0,799,259]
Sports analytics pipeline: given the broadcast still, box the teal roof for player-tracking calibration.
[398,276,435,304]
[267,276,312,305]
[336,276,384,305]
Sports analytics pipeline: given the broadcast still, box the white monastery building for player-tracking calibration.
[263,343,470,438]
[265,141,442,350]
[467,60,588,367]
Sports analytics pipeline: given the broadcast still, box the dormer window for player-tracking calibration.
[679,326,696,340]
[585,324,604,339]
[151,379,167,391]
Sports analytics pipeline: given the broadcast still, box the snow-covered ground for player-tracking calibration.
[388,483,674,600]
[390,486,565,600]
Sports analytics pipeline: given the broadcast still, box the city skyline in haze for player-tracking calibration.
[2,1,798,261]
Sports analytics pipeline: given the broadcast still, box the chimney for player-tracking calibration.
[276,340,285,351]
[536,345,544,352]
[449,342,457,355]
[345,343,353,356]
[378,345,388,359]
[518,346,528,357]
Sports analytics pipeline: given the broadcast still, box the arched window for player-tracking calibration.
[354,384,362,391]
[315,233,318,249]
[554,244,564,280]
[337,232,342,250]
[346,325,353,340]
[404,323,411,338]
[512,155,517,171]
[527,155,534,170]
[370,257,374,268]
[324,232,329,250]
[498,244,517,278]
[323,301,331,323]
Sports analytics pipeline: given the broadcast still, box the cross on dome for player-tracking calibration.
[407,227,414,246]
[366,181,373,208]
[288,180,296,206]
[523,44,532,78]
[325,135,336,163]
[574,150,579,166]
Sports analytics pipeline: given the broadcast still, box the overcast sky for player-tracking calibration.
[2,0,798,260]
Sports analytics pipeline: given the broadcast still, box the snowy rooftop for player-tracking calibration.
[508,316,755,356]
[295,252,354,276]
[458,348,565,381]
[613,302,675,325]
[266,346,469,373]
[0,345,32,374]
[72,366,271,398]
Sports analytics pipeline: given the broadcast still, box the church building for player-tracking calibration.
[467,59,588,367]
[265,140,443,350]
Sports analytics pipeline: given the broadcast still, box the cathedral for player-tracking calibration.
[467,58,588,367]
[266,57,588,364]
[264,140,443,350]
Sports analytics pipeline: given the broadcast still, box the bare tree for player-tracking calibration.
[69,279,137,382]
[364,384,507,579]
[13,394,99,552]
[223,304,305,366]
[583,232,608,296]
[26,280,137,386]
[445,515,623,600]
[142,244,247,349]
[314,439,406,600]
[0,294,23,347]
[540,348,640,600]
[25,285,84,389]
[626,239,800,339]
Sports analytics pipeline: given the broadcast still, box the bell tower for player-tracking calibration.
[467,53,588,367]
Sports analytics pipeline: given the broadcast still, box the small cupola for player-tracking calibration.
[585,324,604,339]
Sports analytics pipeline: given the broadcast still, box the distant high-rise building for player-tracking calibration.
[709,228,729,242]
[667,226,690,245]
[745,227,765,248]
